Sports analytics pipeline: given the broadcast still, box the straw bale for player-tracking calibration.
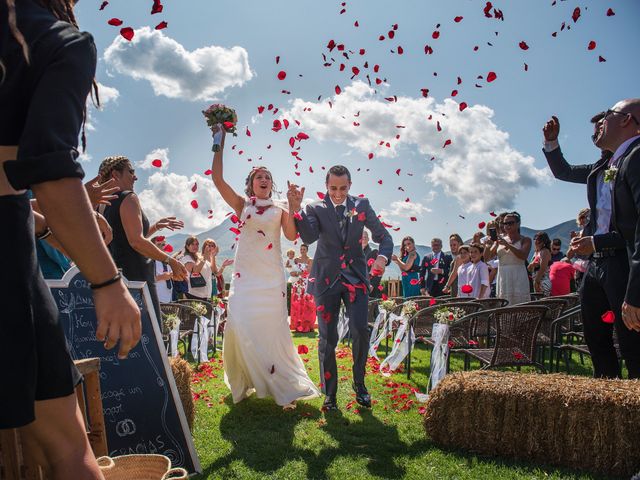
[423,371,640,477]
[170,357,195,431]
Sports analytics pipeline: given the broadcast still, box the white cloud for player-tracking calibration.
[281,81,550,213]
[103,27,253,101]
[97,82,120,105]
[380,200,431,220]
[85,82,119,132]
[138,172,229,234]
[77,151,93,164]
[138,147,170,170]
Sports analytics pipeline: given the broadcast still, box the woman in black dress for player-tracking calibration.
[98,155,188,321]
[1,0,141,478]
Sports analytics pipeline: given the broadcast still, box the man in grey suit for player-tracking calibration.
[542,100,640,379]
[288,165,393,410]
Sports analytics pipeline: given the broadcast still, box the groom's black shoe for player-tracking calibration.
[322,395,338,411]
[352,383,371,408]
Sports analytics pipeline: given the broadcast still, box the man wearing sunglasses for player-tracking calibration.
[541,99,640,380]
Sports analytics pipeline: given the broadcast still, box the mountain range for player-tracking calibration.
[166,219,577,280]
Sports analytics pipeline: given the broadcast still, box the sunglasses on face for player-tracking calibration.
[503,221,518,226]
[604,109,640,125]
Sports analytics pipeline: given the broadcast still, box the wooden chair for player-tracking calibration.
[461,305,550,372]
[405,302,484,378]
[523,298,570,370]
[473,298,509,310]
[161,302,203,361]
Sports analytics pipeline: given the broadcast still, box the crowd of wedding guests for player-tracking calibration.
[389,210,583,304]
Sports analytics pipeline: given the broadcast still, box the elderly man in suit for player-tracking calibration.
[419,238,453,297]
[542,98,640,379]
[289,165,393,410]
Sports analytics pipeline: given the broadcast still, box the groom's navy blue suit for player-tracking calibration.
[296,194,393,397]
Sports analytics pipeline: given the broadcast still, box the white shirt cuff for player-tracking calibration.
[543,139,560,152]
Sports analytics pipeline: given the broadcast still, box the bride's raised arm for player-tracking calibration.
[210,127,244,217]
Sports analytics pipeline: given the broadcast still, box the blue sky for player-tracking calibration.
[75,0,640,245]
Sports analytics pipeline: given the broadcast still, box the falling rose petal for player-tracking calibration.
[191,183,197,193]
[298,345,309,355]
[266,243,273,250]
[432,30,440,39]
[451,89,458,97]
[461,284,473,294]
[524,63,529,71]
[354,20,359,27]
[277,70,287,80]
[190,200,199,209]
[275,55,280,64]
[99,1,109,10]
[257,105,265,114]
[395,169,401,175]
[410,217,417,222]
[587,41,596,51]
[297,132,310,140]
[155,21,168,30]
[409,278,420,286]
[204,169,212,175]
[606,8,615,16]
[598,56,606,63]
[151,0,163,14]
[424,45,433,54]
[487,71,497,82]
[454,16,463,22]
[519,41,529,50]
[107,18,123,26]
[120,27,134,41]
[429,298,437,306]
[246,127,251,137]
[489,211,497,217]
[163,244,173,253]
[459,102,468,112]
[572,7,581,22]
[601,311,615,324]
[270,365,275,374]
[229,227,241,235]
[335,85,342,95]
[368,153,374,160]
[478,221,486,229]
[397,45,404,54]
[443,139,452,148]
[151,159,162,168]
[317,192,325,200]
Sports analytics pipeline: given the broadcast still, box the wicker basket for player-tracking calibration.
[97,455,188,480]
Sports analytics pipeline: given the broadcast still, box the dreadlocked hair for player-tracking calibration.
[3,0,100,150]
[99,155,131,183]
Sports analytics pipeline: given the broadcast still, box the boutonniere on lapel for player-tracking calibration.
[604,166,618,183]
[346,208,358,223]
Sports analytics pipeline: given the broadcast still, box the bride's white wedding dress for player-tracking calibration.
[223,198,320,405]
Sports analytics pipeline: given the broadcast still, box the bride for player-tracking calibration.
[209,126,319,409]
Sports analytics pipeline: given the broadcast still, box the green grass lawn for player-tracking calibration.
[188,333,611,480]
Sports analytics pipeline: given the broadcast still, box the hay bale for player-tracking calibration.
[169,357,195,431]
[423,371,640,477]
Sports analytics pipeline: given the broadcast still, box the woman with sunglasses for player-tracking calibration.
[488,212,532,305]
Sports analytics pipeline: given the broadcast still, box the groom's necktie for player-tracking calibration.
[335,205,347,242]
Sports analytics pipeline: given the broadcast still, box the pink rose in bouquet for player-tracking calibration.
[202,104,238,151]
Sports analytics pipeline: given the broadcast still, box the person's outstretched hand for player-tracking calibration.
[94,281,141,359]
[85,175,120,207]
[168,257,188,281]
[543,116,560,142]
[154,216,184,231]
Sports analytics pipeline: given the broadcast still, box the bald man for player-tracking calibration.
[542,99,640,379]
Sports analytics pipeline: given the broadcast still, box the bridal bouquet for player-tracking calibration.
[434,306,466,324]
[202,104,238,151]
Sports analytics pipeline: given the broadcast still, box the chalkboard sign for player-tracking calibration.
[48,267,201,474]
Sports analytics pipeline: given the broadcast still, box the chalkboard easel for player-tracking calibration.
[47,267,201,474]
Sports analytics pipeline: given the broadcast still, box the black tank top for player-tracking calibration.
[103,191,153,283]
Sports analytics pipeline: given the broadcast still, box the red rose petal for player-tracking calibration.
[99,1,109,10]
[410,217,417,222]
[487,71,497,82]
[459,102,468,111]
[317,192,325,200]
[587,41,596,51]
[478,221,486,229]
[454,16,463,23]
[223,121,234,130]
[151,159,162,168]
[163,244,173,253]
[298,345,309,355]
[120,27,134,41]
[443,139,452,148]
[335,85,342,95]
[270,365,275,374]
[572,7,581,22]
[108,18,123,26]
[191,183,197,193]
[190,200,198,209]
[519,41,529,50]
[601,311,615,324]
[606,8,615,16]
[155,21,167,30]
[429,298,437,306]
[277,70,287,80]
[432,30,440,39]
[409,279,420,286]
[461,284,473,294]
[598,56,606,63]
[266,243,273,250]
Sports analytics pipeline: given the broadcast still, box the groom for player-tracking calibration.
[289,165,393,410]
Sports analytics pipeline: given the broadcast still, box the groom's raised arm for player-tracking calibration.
[363,199,393,263]
[295,204,320,245]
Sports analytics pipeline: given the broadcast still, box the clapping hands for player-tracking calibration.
[154,216,184,232]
